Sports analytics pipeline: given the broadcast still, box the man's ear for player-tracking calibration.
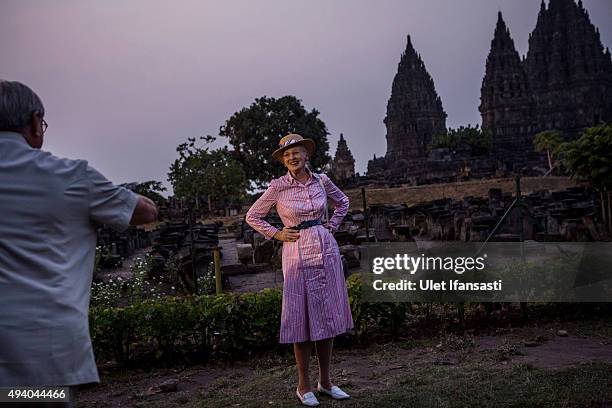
[24,112,43,148]
[33,113,42,136]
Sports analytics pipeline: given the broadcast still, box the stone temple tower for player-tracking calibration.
[525,0,612,136]
[384,35,447,162]
[331,133,355,182]
[480,12,535,163]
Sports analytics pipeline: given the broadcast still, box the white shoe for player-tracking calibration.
[317,383,350,400]
[296,389,320,406]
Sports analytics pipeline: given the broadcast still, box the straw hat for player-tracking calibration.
[271,133,316,162]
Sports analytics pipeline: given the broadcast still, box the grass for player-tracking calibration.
[385,362,612,408]
[76,311,612,408]
[192,362,612,408]
[574,317,612,341]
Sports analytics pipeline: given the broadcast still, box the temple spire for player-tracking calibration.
[331,133,355,182]
[525,0,612,133]
[494,11,511,40]
[480,10,533,159]
[384,34,447,161]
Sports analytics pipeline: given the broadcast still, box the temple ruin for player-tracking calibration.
[330,133,356,184]
[364,0,612,185]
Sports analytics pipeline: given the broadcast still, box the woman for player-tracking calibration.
[246,133,353,407]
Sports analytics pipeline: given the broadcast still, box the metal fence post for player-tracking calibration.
[213,248,222,294]
[516,176,528,319]
[362,187,369,240]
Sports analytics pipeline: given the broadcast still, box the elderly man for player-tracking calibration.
[0,80,158,402]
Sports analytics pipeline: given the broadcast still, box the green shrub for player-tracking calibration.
[90,288,283,365]
[346,274,410,339]
[90,274,412,366]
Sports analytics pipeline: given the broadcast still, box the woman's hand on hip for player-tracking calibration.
[274,227,300,242]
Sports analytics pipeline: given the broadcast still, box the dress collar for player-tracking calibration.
[286,168,318,185]
[0,131,29,146]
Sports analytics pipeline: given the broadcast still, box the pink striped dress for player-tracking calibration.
[246,171,354,343]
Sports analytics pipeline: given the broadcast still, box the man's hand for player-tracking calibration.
[273,227,300,242]
[130,195,158,225]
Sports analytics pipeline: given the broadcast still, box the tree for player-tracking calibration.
[533,130,564,172]
[219,96,331,188]
[559,124,612,232]
[168,136,248,210]
[121,180,167,206]
[429,124,491,156]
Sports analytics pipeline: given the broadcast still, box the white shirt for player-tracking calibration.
[0,131,138,386]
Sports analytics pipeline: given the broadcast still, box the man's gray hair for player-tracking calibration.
[0,80,45,131]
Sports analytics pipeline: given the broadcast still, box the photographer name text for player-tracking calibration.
[372,279,503,291]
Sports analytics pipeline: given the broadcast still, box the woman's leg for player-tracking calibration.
[294,341,313,394]
[315,337,334,389]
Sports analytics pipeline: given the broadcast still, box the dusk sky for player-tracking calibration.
[2,0,611,193]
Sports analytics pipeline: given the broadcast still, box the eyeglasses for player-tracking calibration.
[41,119,48,134]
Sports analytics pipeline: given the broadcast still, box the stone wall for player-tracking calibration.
[344,176,579,211]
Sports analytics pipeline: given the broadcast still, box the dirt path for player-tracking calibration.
[227,271,283,293]
[75,319,612,407]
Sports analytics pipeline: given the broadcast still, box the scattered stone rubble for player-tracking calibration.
[366,186,605,242]
[96,217,221,291]
[237,185,606,271]
[147,220,220,288]
[96,226,153,270]
[94,184,605,293]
